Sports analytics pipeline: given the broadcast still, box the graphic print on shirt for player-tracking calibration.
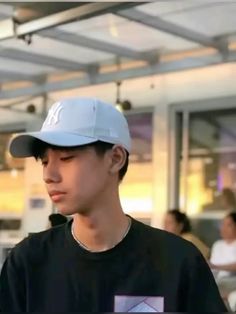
[114,296,164,312]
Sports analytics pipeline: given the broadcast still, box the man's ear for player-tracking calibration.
[109,145,127,175]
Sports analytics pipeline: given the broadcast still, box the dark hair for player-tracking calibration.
[32,140,129,182]
[226,212,236,225]
[49,213,67,227]
[168,209,191,234]
[222,188,236,207]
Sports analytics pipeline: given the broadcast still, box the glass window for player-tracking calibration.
[179,108,236,215]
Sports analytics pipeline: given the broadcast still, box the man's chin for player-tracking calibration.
[57,205,90,216]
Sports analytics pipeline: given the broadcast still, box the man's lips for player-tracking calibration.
[48,191,66,202]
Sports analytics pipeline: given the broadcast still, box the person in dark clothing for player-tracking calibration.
[0,97,227,312]
[48,213,68,227]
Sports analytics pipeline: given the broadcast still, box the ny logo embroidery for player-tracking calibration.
[46,102,63,125]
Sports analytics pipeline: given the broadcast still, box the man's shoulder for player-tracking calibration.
[12,223,67,259]
[27,222,66,241]
[136,219,191,243]
[135,220,198,257]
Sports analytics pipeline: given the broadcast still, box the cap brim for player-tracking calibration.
[9,131,98,158]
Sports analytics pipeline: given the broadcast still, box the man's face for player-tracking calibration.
[41,147,112,215]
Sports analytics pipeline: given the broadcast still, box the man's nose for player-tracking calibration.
[43,162,61,184]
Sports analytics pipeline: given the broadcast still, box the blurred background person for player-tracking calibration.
[228,290,236,312]
[164,209,209,259]
[48,213,68,228]
[209,212,236,297]
[220,188,236,212]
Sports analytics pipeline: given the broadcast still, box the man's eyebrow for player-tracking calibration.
[56,148,80,154]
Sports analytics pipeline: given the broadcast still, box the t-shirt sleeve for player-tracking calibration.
[0,246,26,312]
[181,249,227,312]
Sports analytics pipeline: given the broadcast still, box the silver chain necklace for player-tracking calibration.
[71,217,132,252]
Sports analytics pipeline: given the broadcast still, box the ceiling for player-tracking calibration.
[0,0,236,111]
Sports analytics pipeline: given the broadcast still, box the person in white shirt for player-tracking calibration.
[209,212,236,297]
[228,290,236,311]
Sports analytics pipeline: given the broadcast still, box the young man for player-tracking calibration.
[0,98,226,312]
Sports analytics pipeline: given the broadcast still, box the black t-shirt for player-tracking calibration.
[0,218,227,312]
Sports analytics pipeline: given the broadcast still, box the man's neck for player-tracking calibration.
[225,238,236,244]
[71,207,130,252]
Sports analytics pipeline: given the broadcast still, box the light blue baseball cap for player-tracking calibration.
[9,97,131,157]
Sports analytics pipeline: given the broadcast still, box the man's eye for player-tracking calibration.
[41,160,48,166]
[60,156,74,161]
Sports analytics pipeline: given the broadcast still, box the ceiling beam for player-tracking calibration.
[0,70,37,82]
[0,19,15,40]
[0,47,88,71]
[0,50,235,99]
[117,8,222,50]
[0,95,38,109]
[39,28,154,61]
[200,116,236,140]
[0,2,141,41]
